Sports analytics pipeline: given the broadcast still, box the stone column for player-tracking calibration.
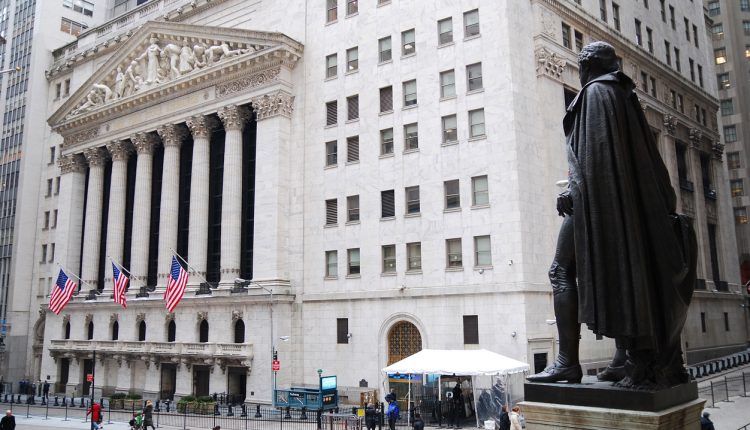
[114,358,133,393]
[156,124,187,290]
[56,154,87,280]
[130,133,160,289]
[218,105,249,285]
[208,363,224,396]
[66,357,82,397]
[250,91,295,280]
[104,141,133,294]
[186,115,217,288]
[175,361,193,399]
[80,147,109,291]
[143,361,160,398]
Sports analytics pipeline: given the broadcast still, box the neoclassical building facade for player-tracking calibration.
[4,0,747,403]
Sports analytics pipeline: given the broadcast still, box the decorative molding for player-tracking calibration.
[84,146,109,166]
[216,67,281,98]
[197,311,208,322]
[231,310,243,321]
[251,90,294,121]
[63,127,99,149]
[218,104,250,130]
[186,115,218,138]
[712,141,725,161]
[535,47,566,81]
[132,132,160,154]
[58,154,87,174]
[63,314,71,324]
[157,123,188,147]
[165,312,175,322]
[136,313,146,323]
[663,114,677,136]
[84,313,94,325]
[689,128,703,148]
[110,313,119,324]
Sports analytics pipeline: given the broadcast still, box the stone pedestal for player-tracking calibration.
[521,378,704,430]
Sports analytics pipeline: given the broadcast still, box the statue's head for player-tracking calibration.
[150,36,159,44]
[578,41,619,86]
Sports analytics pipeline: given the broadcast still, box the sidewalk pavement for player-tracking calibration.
[696,363,750,429]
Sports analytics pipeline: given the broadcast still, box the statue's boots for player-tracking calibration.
[597,347,627,382]
[527,286,582,383]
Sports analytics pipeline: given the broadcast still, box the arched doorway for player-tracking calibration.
[387,321,422,411]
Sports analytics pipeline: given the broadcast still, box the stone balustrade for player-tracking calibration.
[49,339,253,359]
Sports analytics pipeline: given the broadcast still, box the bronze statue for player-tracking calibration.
[527,42,697,389]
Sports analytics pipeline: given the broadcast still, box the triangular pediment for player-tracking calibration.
[50,21,302,131]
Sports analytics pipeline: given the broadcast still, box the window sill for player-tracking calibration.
[346,118,360,124]
[403,148,419,154]
[445,266,464,272]
[345,69,359,75]
[381,272,397,277]
[467,88,485,95]
[401,52,416,60]
[346,274,361,279]
[464,34,481,42]
[440,95,457,102]
[379,110,394,116]
[346,12,358,18]
[474,265,493,271]
[324,223,338,228]
[345,220,360,226]
[468,135,487,142]
[325,124,338,129]
[381,216,396,222]
[405,212,421,218]
[444,207,462,213]
[325,19,338,26]
[406,270,423,275]
[377,0,391,6]
[379,59,393,66]
[324,164,338,170]
[438,41,455,49]
[324,76,337,82]
[441,140,459,147]
[402,104,418,111]
[380,153,395,159]
[346,160,360,166]
[324,276,338,280]
[471,204,490,210]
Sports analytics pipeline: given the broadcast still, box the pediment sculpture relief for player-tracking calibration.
[68,35,259,118]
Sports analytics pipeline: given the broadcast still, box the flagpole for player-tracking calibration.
[169,248,211,285]
[55,262,95,291]
[108,256,132,277]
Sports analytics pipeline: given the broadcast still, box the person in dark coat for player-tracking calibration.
[700,411,715,430]
[143,400,155,430]
[527,41,696,389]
[364,403,378,430]
[0,410,15,430]
[498,405,510,430]
[386,397,400,430]
[412,413,424,430]
[42,381,50,399]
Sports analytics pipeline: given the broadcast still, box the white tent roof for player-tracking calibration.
[382,349,530,376]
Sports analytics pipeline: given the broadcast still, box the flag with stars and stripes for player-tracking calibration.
[112,261,128,309]
[165,256,188,312]
[49,269,77,315]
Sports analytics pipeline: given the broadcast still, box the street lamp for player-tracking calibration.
[0,66,21,76]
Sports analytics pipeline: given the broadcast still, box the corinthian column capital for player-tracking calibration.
[186,115,218,139]
[58,153,87,174]
[84,147,110,167]
[131,132,160,154]
[218,105,250,131]
[107,140,134,161]
[251,90,295,120]
[157,124,189,147]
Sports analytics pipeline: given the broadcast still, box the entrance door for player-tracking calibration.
[227,367,247,404]
[193,366,210,397]
[58,358,70,393]
[82,359,94,396]
[387,321,422,412]
[160,364,177,400]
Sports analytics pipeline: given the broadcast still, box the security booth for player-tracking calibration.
[274,374,339,411]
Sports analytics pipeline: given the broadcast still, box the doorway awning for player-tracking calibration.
[382,349,529,376]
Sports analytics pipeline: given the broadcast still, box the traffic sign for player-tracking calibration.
[86,374,93,382]
[272,360,280,371]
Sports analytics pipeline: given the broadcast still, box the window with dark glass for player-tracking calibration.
[138,320,146,341]
[463,315,479,344]
[167,320,176,342]
[234,319,245,343]
[337,318,349,344]
[112,321,119,341]
[199,319,209,343]
[381,190,395,218]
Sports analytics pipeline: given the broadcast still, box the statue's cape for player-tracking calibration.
[564,71,693,350]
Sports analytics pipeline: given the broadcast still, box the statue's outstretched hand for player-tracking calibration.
[557,191,574,217]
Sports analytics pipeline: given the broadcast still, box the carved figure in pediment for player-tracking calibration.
[161,43,182,79]
[179,41,195,74]
[205,42,245,65]
[192,43,208,68]
[93,83,115,103]
[114,66,125,98]
[123,60,142,96]
[71,89,105,115]
[137,36,164,84]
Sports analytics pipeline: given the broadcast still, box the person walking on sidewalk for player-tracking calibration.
[0,410,15,430]
[700,411,715,430]
[364,403,378,430]
[143,400,155,430]
[385,396,400,430]
[87,401,103,430]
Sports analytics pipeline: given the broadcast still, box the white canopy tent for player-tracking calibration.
[382,349,530,428]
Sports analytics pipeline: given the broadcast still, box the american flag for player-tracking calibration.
[49,269,77,315]
[165,256,188,312]
[112,261,128,308]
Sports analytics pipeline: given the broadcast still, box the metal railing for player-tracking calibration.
[698,372,750,408]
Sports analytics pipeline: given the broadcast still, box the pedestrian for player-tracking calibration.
[509,407,522,430]
[143,400,155,430]
[42,380,50,399]
[450,383,463,428]
[0,410,15,430]
[412,413,424,430]
[386,396,400,430]
[365,403,378,430]
[700,411,715,430]
[87,401,103,430]
[498,405,510,430]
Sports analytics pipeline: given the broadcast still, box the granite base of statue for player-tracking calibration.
[521,41,703,429]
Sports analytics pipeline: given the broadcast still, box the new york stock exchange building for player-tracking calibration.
[11,0,746,405]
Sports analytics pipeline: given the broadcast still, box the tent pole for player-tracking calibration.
[438,375,441,401]
[408,374,412,427]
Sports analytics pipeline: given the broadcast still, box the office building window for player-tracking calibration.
[46,179,53,197]
[660,0,667,20]
[326,101,337,126]
[44,211,50,229]
[405,186,420,214]
[446,238,463,268]
[337,318,349,344]
[403,79,417,107]
[402,29,416,56]
[469,109,486,138]
[53,210,58,228]
[347,95,359,120]
[326,54,337,78]
[669,5,675,29]
[715,48,727,65]
[325,199,338,226]
[674,47,680,72]
[407,242,421,271]
[698,65,703,88]
[404,123,419,150]
[640,72,648,92]
[326,0,337,22]
[708,1,720,16]
[724,125,737,143]
[721,99,734,116]
[562,23,572,49]
[684,18,690,40]
[724,312,730,331]
[700,312,706,333]
[717,73,730,89]
[382,245,396,273]
[735,207,748,224]
[693,24,698,48]
[41,244,47,263]
[347,248,360,275]
[63,0,94,16]
[744,20,750,35]
[474,235,492,266]
[472,175,489,206]
[463,315,479,344]
[438,18,453,45]
[445,179,460,209]
[325,251,337,278]
[742,0,750,11]
[380,86,393,112]
[440,70,456,98]
[650,77,657,97]
[346,0,357,15]
[689,58,694,81]
[646,27,653,53]
[464,9,480,37]
[347,136,359,163]
[381,128,394,155]
[612,3,620,30]
[728,152,741,170]
[55,83,62,100]
[326,140,337,166]
[665,41,671,65]
[599,0,607,21]
[574,30,583,51]
[381,190,395,218]
[347,195,359,222]
[712,23,724,41]
[442,115,457,143]
[346,47,358,72]
[635,19,642,46]
[731,179,744,197]
[467,63,483,91]
[379,36,392,62]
